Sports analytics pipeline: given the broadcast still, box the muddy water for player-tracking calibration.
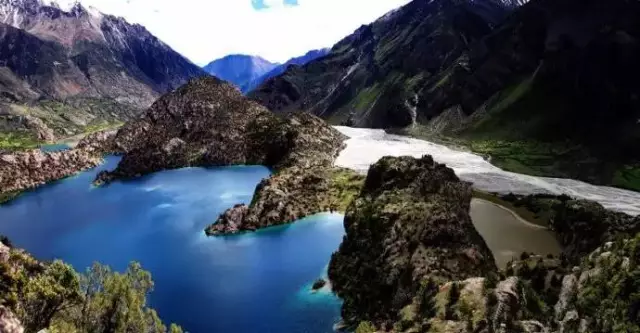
[469,199,561,268]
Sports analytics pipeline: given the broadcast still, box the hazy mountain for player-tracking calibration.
[202,55,278,93]
[243,48,329,93]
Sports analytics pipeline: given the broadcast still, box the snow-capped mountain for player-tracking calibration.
[0,0,207,107]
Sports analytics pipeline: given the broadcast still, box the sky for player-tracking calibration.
[54,0,410,65]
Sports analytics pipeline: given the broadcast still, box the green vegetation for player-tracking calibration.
[325,168,365,212]
[0,131,41,151]
[0,247,182,333]
[354,321,377,333]
[575,235,640,332]
[0,191,22,205]
[612,165,640,192]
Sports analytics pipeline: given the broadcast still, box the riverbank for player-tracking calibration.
[390,126,640,193]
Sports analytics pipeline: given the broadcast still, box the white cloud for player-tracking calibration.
[54,0,410,65]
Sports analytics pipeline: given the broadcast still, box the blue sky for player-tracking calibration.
[54,0,409,64]
[252,0,299,10]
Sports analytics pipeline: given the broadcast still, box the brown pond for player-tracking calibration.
[470,199,562,268]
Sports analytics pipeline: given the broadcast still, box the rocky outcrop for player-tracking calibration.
[205,166,364,235]
[75,130,119,154]
[327,155,497,327]
[97,76,346,184]
[0,148,102,194]
[0,129,116,200]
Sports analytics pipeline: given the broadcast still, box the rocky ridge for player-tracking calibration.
[94,76,360,234]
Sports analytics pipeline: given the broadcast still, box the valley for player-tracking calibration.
[1,0,639,332]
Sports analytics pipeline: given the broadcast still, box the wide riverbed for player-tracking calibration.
[334,126,640,216]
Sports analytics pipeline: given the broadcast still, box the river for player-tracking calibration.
[334,126,640,216]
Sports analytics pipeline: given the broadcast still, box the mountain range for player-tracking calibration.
[0,0,207,148]
[202,49,329,94]
[249,0,640,191]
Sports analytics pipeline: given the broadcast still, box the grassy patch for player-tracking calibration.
[612,166,640,192]
[326,168,366,212]
[0,132,41,151]
[352,84,382,111]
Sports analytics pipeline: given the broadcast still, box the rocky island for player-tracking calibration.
[93,76,364,235]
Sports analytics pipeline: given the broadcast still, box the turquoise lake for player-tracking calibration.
[0,156,344,332]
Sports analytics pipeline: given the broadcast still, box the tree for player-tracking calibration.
[15,260,82,333]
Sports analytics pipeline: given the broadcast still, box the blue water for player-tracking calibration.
[40,143,71,152]
[0,156,344,333]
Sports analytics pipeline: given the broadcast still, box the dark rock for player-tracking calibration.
[312,278,327,291]
[328,155,496,327]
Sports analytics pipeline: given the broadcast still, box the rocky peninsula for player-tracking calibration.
[0,130,118,203]
[92,76,363,234]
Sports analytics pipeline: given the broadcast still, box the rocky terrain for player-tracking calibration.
[0,129,116,203]
[0,0,206,107]
[328,155,497,328]
[326,156,640,332]
[251,0,640,191]
[206,167,364,235]
[92,76,360,234]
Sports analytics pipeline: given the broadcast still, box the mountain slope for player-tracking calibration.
[202,54,278,93]
[0,0,208,150]
[249,0,512,127]
[0,0,207,107]
[250,0,640,190]
[242,48,329,93]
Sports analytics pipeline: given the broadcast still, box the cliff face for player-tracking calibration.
[328,155,496,327]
